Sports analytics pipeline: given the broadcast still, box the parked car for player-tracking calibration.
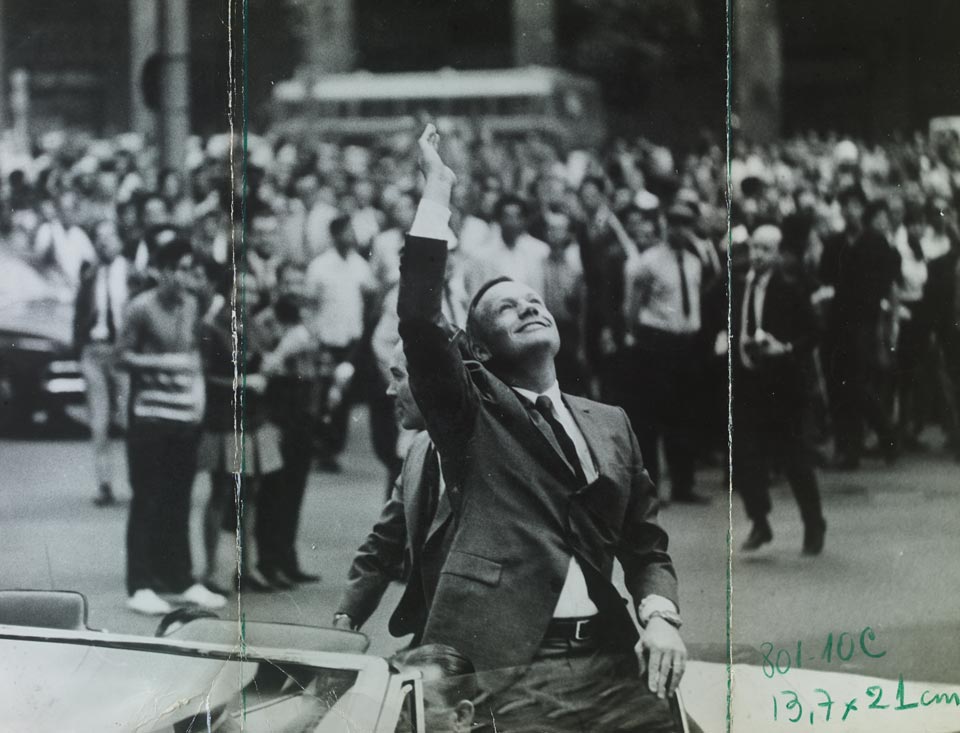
[0,252,85,433]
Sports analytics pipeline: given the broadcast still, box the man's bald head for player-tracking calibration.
[748,224,782,273]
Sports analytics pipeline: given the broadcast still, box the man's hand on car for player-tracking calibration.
[637,617,687,699]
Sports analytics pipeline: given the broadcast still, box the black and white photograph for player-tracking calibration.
[0,1,958,731]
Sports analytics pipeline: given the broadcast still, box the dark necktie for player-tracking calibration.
[744,276,757,337]
[534,395,587,485]
[676,250,691,318]
[105,271,116,342]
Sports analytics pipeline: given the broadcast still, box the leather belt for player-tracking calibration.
[545,616,598,642]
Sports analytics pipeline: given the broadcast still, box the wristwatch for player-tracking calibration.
[644,609,683,630]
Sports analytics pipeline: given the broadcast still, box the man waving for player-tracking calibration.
[398,125,686,731]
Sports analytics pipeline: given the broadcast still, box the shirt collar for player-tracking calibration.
[513,380,563,407]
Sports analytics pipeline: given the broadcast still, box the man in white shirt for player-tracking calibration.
[462,194,550,297]
[622,204,710,504]
[34,190,96,287]
[74,219,130,507]
[305,214,377,470]
[303,180,339,260]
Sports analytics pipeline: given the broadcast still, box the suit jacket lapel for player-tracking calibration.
[564,394,609,480]
[402,436,432,556]
[425,489,452,545]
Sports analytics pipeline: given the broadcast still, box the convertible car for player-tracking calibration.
[1,591,958,732]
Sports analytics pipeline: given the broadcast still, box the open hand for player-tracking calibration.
[637,617,687,699]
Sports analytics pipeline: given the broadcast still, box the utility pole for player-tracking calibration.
[10,69,29,153]
[129,0,159,139]
[512,0,557,67]
[733,0,782,142]
[158,0,190,178]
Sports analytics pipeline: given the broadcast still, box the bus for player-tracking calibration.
[271,66,606,146]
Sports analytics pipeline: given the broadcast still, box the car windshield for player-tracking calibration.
[1,635,366,732]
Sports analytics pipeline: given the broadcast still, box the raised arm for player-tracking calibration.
[397,125,479,456]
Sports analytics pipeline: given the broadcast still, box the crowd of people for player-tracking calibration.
[1,119,958,612]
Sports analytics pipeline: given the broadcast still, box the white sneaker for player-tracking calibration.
[127,589,174,616]
[176,583,227,610]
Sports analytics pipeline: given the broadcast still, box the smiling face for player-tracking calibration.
[469,280,560,367]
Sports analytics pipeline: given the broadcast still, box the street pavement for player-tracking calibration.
[1,409,958,688]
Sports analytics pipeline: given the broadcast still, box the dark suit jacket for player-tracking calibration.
[732,266,817,423]
[398,234,678,671]
[337,430,453,640]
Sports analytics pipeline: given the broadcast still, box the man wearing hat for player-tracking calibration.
[622,200,710,504]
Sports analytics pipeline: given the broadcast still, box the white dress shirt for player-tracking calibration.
[305,248,375,347]
[90,258,129,341]
[739,268,772,370]
[626,243,702,334]
[514,382,599,618]
[35,221,96,287]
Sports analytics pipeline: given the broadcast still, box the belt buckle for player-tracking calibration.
[573,618,590,641]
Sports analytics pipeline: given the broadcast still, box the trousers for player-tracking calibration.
[476,641,680,733]
[126,421,200,595]
[80,342,128,486]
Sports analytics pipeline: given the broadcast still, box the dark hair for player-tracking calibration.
[137,190,169,219]
[494,193,527,221]
[836,185,867,208]
[275,258,306,285]
[780,213,814,257]
[152,237,194,271]
[863,199,889,227]
[465,276,513,346]
[329,214,352,239]
[248,201,277,222]
[903,199,925,227]
[390,644,478,706]
[579,174,607,194]
[195,255,231,297]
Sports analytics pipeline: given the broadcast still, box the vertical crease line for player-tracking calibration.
[725,1,735,731]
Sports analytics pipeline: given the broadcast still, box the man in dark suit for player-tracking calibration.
[733,225,827,554]
[398,125,685,730]
[333,341,453,641]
